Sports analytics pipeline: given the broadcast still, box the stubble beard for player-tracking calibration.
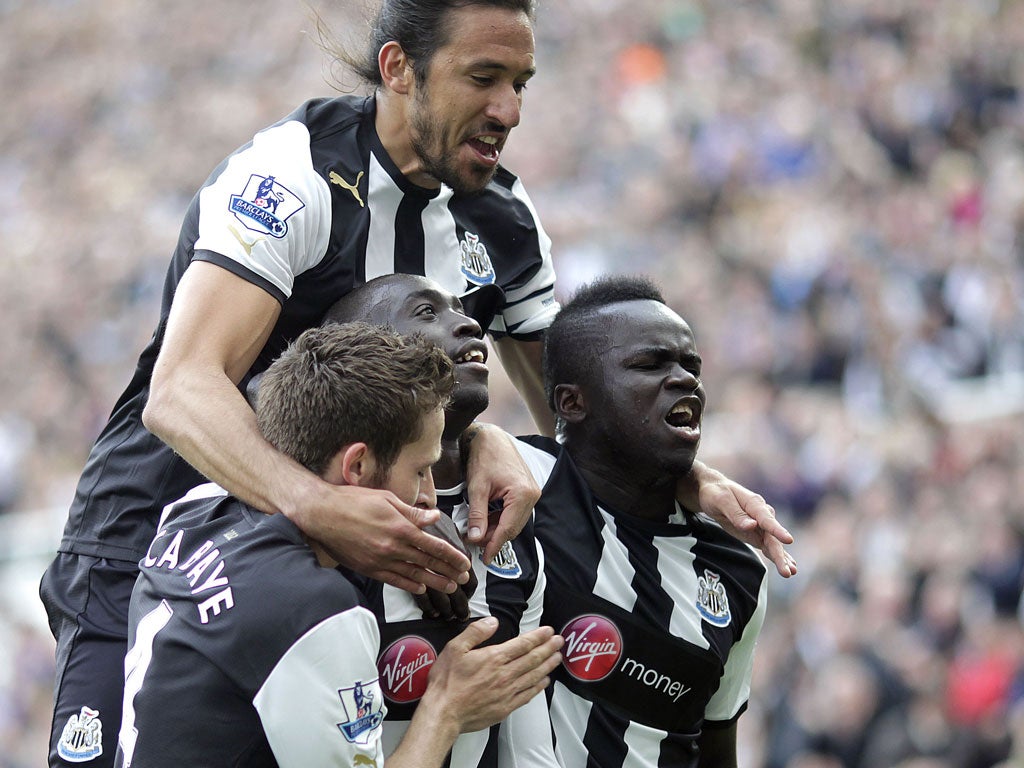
[409,92,495,196]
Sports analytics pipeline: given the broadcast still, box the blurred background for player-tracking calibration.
[3,0,1024,766]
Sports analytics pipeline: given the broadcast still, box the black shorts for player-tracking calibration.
[40,553,139,768]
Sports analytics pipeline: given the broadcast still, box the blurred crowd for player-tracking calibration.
[3,0,1024,766]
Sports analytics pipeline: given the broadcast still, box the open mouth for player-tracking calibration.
[467,135,500,164]
[665,399,701,438]
[452,342,488,367]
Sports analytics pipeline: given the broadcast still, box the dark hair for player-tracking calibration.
[542,275,667,412]
[324,0,536,88]
[256,322,454,476]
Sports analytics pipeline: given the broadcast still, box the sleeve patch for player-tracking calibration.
[230,173,306,239]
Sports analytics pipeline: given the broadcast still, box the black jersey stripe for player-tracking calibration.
[394,194,428,275]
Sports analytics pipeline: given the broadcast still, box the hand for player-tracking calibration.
[414,514,478,620]
[462,424,541,564]
[679,463,797,578]
[306,482,473,594]
[414,572,478,621]
[422,617,563,734]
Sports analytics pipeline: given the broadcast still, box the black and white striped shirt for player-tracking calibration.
[348,485,555,768]
[515,437,768,768]
[62,94,558,564]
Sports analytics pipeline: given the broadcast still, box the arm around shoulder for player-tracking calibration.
[144,261,471,593]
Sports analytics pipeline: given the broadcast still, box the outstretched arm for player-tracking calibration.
[144,261,470,593]
[677,461,797,578]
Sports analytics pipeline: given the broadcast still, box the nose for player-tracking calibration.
[453,310,482,339]
[486,84,522,129]
[417,469,437,510]
[666,364,700,391]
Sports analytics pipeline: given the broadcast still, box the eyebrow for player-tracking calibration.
[404,288,463,312]
[469,59,537,79]
[630,346,702,365]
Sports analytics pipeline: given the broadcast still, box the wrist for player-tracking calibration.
[413,688,462,743]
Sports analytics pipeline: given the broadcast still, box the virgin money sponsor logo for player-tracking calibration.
[561,614,622,682]
[377,635,437,703]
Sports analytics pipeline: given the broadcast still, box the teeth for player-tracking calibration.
[670,404,693,421]
[478,136,498,145]
[456,350,486,364]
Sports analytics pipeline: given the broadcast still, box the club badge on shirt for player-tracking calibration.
[57,706,103,762]
[483,540,523,579]
[459,231,496,285]
[696,569,732,627]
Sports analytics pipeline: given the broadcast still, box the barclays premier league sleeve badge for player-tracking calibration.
[336,680,385,745]
[229,173,305,239]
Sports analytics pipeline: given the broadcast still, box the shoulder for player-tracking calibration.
[277,95,370,139]
[513,436,561,488]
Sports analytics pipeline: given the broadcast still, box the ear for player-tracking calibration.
[554,384,587,424]
[324,443,380,488]
[379,41,414,95]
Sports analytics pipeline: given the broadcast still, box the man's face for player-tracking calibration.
[408,5,536,194]
[574,300,706,478]
[377,406,446,508]
[367,277,490,421]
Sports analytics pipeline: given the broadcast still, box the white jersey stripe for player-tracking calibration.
[622,720,668,768]
[422,190,466,292]
[651,536,709,650]
[593,509,638,612]
[550,681,593,768]
[364,152,399,280]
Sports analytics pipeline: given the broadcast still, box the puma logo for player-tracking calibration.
[228,225,265,256]
[330,170,365,207]
[353,756,377,767]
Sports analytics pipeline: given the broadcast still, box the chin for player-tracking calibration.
[451,389,489,419]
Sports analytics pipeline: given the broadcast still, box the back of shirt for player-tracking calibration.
[116,484,385,768]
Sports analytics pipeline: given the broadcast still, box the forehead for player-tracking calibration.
[434,5,535,70]
[590,300,695,354]
[399,407,445,462]
[367,277,462,322]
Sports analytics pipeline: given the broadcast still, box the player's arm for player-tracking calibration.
[676,461,797,578]
[492,337,555,437]
[143,261,470,594]
[696,722,737,768]
[387,617,563,768]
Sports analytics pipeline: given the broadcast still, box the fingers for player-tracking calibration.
[761,532,798,578]
[737,493,795,545]
[448,616,500,653]
[481,518,512,565]
[398,520,473,582]
[497,628,564,692]
[480,500,530,564]
[413,584,470,621]
[465,497,489,545]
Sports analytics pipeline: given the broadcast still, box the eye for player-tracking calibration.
[513,81,528,94]
[471,75,495,87]
[414,304,438,318]
[629,359,660,371]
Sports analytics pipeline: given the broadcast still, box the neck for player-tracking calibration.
[565,440,678,522]
[374,90,439,189]
[432,409,476,489]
